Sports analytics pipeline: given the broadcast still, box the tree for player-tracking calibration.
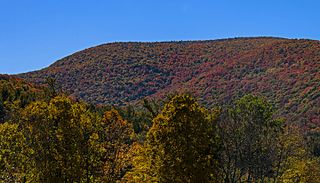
[306,128,320,157]
[44,77,60,99]
[277,125,320,183]
[0,99,4,123]
[218,95,283,182]
[118,100,160,142]
[20,96,100,182]
[99,109,134,182]
[0,122,33,182]
[127,95,220,182]
[18,96,135,182]
[142,98,161,118]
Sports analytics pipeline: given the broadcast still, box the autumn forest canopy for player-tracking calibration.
[0,73,319,183]
[18,38,320,127]
[1,37,320,182]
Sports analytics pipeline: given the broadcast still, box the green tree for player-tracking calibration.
[0,99,4,122]
[218,95,283,182]
[44,77,60,99]
[127,95,220,182]
[306,128,320,157]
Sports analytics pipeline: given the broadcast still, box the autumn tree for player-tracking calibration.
[98,109,134,182]
[0,122,33,182]
[127,95,220,182]
[16,96,135,182]
[19,96,101,182]
[277,125,320,183]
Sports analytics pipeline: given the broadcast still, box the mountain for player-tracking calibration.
[17,37,320,126]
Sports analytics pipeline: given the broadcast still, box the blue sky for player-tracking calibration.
[1,0,319,74]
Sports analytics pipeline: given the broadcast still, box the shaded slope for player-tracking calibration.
[0,74,47,123]
[17,37,320,126]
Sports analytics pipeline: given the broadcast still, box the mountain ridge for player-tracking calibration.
[16,37,320,126]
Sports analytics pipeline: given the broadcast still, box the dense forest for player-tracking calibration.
[18,37,320,128]
[1,75,320,182]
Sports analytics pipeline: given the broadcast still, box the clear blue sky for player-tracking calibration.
[1,0,319,74]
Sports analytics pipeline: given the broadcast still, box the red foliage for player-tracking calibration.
[17,37,320,127]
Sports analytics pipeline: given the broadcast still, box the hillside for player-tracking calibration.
[17,37,320,126]
[0,74,47,123]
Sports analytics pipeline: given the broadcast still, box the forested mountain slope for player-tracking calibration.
[0,74,48,123]
[17,37,320,126]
